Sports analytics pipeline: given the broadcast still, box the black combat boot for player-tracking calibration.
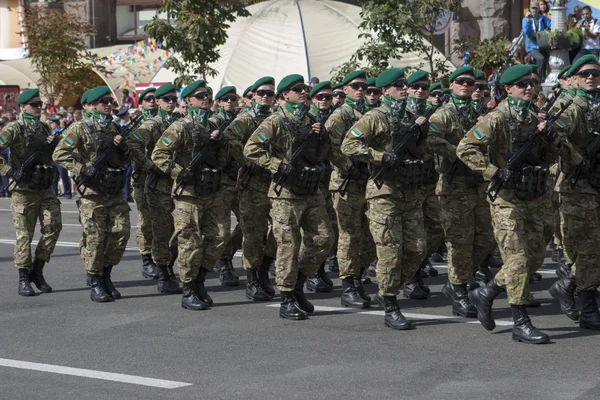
[419,259,438,278]
[488,249,503,268]
[102,266,121,299]
[429,252,445,263]
[441,282,477,318]
[383,295,414,330]
[157,265,182,294]
[549,276,579,321]
[196,268,213,306]
[306,264,333,293]
[325,254,339,273]
[29,258,52,293]
[258,256,275,297]
[279,291,307,320]
[468,279,504,331]
[551,246,564,263]
[167,257,179,283]
[341,277,369,308]
[141,253,159,279]
[511,305,550,344]
[218,258,239,286]
[578,290,600,330]
[475,256,495,283]
[529,272,542,284]
[416,274,430,294]
[353,275,371,302]
[181,281,208,310]
[246,269,272,301]
[18,268,35,297]
[88,273,113,303]
[466,280,481,291]
[403,277,429,300]
[292,273,314,314]
[526,293,541,308]
[555,262,571,280]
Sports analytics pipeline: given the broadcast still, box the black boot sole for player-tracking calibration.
[279,312,307,320]
[181,303,209,310]
[142,272,160,279]
[468,291,496,331]
[158,285,183,295]
[219,278,240,287]
[341,299,370,309]
[384,320,415,330]
[90,295,113,303]
[245,291,272,302]
[512,334,550,344]
[18,290,36,297]
[452,309,478,318]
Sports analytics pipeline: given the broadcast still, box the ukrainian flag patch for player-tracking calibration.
[0,136,6,144]
[430,123,440,132]
[335,125,344,135]
[64,138,74,147]
[133,132,142,140]
[473,129,484,140]
[233,124,242,135]
[257,133,267,142]
[351,128,362,137]
[555,120,566,128]
[161,137,172,146]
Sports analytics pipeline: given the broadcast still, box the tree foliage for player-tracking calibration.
[331,0,461,83]
[20,5,106,99]
[145,1,251,84]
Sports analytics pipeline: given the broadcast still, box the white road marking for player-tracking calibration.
[432,264,558,275]
[0,357,192,389]
[0,209,80,214]
[266,304,514,326]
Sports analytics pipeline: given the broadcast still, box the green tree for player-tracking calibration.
[145,1,251,85]
[20,5,106,99]
[331,0,461,82]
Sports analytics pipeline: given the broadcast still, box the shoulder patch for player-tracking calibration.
[430,123,440,133]
[555,120,566,128]
[233,124,242,135]
[473,129,485,140]
[161,137,172,146]
[257,133,267,143]
[64,138,74,147]
[133,131,142,140]
[0,136,6,144]
[350,128,362,137]
[335,125,344,135]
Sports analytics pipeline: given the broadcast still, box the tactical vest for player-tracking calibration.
[490,107,548,200]
[12,121,55,190]
[186,117,222,195]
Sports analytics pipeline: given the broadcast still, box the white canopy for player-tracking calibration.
[152,0,454,90]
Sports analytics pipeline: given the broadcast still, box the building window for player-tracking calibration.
[116,2,167,42]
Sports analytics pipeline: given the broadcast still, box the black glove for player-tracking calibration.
[115,139,129,154]
[382,152,398,167]
[8,168,23,181]
[80,165,97,178]
[212,133,227,148]
[347,165,361,181]
[542,125,559,142]
[277,162,294,176]
[176,168,193,184]
[493,168,512,182]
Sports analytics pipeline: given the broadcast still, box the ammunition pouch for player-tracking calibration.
[241,164,271,180]
[375,159,430,189]
[27,164,55,190]
[288,164,324,194]
[194,167,221,195]
[504,165,548,200]
[422,158,438,184]
[562,155,600,189]
[224,160,239,182]
[96,167,127,196]
[441,159,484,184]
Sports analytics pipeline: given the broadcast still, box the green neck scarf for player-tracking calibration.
[142,108,157,120]
[284,101,308,119]
[577,87,600,109]
[383,95,407,118]
[344,97,366,114]
[451,93,470,111]
[22,112,40,130]
[251,101,271,117]
[567,88,577,97]
[507,96,531,117]
[310,104,330,117]
[406,96,426,116]
[84,111,93,120]
[92,109,113,129]
[219,107,232,120]
[157,108,176,125]
[188,106,210,126]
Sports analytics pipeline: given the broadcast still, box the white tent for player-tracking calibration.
[151,0,455,90]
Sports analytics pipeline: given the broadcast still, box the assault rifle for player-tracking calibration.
[371,96,448,189]
[566,130,600,187]
[487,99,572,201]
[76,114,143,196]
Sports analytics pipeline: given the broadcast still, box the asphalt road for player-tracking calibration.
[0,196,598,400]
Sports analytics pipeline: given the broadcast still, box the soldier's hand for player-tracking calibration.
[493,168,512,182]
[277,161,294,176]
[80,165,97,178]
[415,116,427,126]
[209,130,220,139]
[212,132,227,148]
[312,123,322,134]
[8,168,23,181]
[382,152,398,167]
[46,135,55,144]
[537,121,548,132]
[538,112,548,121]
[114,135,129,154]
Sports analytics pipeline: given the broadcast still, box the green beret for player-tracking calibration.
[429,82,442,92]
[530,65,540,76]
[252,76,275,92]
[332,83,343,91]
[342,70,367,86]
[558,65,572,79]
[277,74,304,93]
[407,70,429,86]
[552,82,561,90]
[81,89,92,105]
[499,64,535,85]
[376,68,405,88]
[215,86,237,100]
[443,88,451,95]
[87,86,112,103]
[17,88,39,105]
[155,83,177,99]
[310,81,332,97]
[243,86,253,97]
[568,54,600,76]
[181,80,206,98]
[366,77,377,87]
[449,66,475,82]
[138,87,157,104]
[475,70,486,80]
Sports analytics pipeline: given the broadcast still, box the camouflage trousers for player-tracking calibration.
[239,188,276,270]
[368,191,427,296]
[222,186,242,260]
[439,184,495,285]
[11,189,62,269]
[78,194,131,275]
[490,193,546,305]
[422,183,445,257]
[173,192,229,284]
[332,186,376,280]
[270,194,333,291]
[323,186,339,256]
[146,191,177,266]
[133,183,152,256]
[559,192,600,291]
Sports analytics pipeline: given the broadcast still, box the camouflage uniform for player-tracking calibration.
[244,106,345,291]
[130,116,153,260]
[341,102,428,296]
[53,119,131,275]
[428,100,495,285]
[150,113,230,284]
[0,119,62,269]
[456,99,559,304]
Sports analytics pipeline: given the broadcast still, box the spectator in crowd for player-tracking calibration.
[178,100,188,117]
[121,88,134,108]
[309,76,320,87]
[73,109,83,121]
[575,6,600,60]
[522,2,551,82]
[569,5,582,26]
[539,1,551,18]
[48,117,72,199]
[0,147,10,198]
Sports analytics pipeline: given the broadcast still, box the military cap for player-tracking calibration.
[407,70,429,86]
[277,74,305,93]
[475,69,486,80]
[342,70,367,86]
[48,117,61,123]
[117,107,129,117]
[376,68,406,88]
[553,82,561,89]
[449,66,475,82]
[310,81,332,97]
[17,88,40,105]
[215,86,237,100]
[332,83,344,91]
[429,82,442,92]
[568,54,600,76]
[558,65,572,79]
[155,83,177,99]
[366,77,377,87]
[87,86,112,103]
[181,80,207,98]
[499,64,535,85]
[81,89,93,105]
[243,86,253,98]
[252,76,275,92]
[138,87,157,104]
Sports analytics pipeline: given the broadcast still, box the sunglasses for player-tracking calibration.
[348,82,368,91]
[484,92,491,97]
[160,95,178,103]
[192,92,209,100]
[392,79,408,88]
[366,88,381,96]
[409,83,429,91]
[454,77,475,87]
[143,95,155,102]
[577,69,600,78]
[245,94,253,99]
[28,101,43,108]
[475,84,487,91]
[513,79,536,89]
[256,90,275,98]
[315,94,333,101]
[430,91,444,98]
[98,98,114,105]
[289,84,309,93]
[333,91,346,97]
